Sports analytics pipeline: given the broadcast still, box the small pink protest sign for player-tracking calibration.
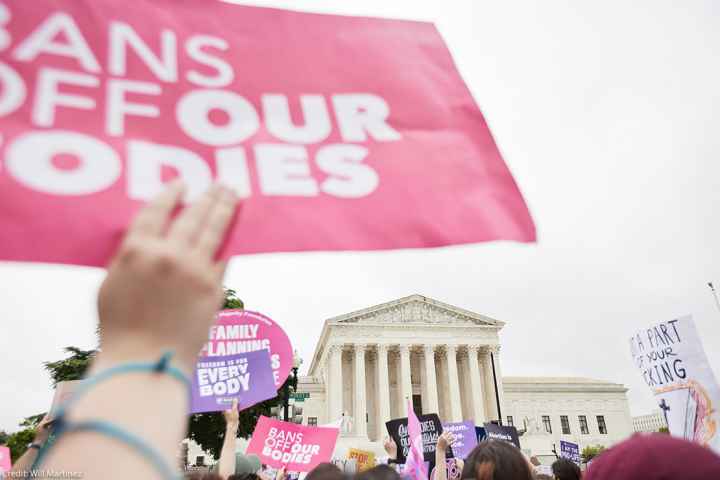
[202,310,293,388]
[0,0,534,266]
[0,445,11,473]
[246,416,339,472]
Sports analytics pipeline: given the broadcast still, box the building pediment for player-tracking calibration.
[328,294,503,327]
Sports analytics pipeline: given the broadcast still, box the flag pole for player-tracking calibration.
[709,282,720,314]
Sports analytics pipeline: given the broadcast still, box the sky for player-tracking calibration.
[1,0,719,431]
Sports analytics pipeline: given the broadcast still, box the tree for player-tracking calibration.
[43,346,96,385]
[581,444,606,463]
[5,427,35,462]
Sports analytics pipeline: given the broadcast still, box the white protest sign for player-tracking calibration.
[630,315,720,452]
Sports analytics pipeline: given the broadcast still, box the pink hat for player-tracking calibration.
[585,434,720,480]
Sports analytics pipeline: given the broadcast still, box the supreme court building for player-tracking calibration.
[295,295,634,458]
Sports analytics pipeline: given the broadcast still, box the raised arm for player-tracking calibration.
[217,399,240,479]
[434,431,455,480]
[38,182,238,480]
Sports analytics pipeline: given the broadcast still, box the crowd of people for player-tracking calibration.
[6,184,720,479]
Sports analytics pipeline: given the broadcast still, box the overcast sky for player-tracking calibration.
[2,0,719,432]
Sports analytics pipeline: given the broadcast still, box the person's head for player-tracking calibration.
[229,474,260,480]
[584,434,720,480]
[356,464,401,480]
[551,458,581,480]
[305,462,346,480]
[229,473,261,480]
[461,440,534,480]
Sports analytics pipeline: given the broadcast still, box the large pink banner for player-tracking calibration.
[246,416,339,472]
[0,0,534,266]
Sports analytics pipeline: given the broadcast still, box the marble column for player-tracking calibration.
[491,346,506,423]
[376,344,391,436]
[354,344,367,437]
[423,345,439,414]
[399,345,412,415]
[446,345,463,421]
[328,344,344,422]
[467,345,487,424]
[481,348,499,421]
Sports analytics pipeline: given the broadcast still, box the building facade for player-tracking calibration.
[295,294,634,457]
[632,410,668,433]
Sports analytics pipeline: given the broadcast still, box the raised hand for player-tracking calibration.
[97,181,238,371]
[437,431,456,451]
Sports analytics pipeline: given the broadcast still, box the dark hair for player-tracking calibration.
[305,462,346,480]
[356,464,401,480]
[552,458,581,480]
[229,475,260,480]
[461,440,533,480]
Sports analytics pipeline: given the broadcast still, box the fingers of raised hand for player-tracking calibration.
[167,184,237,249]
[126,180,185,241]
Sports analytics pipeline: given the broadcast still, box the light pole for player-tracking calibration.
[283,350,303,422]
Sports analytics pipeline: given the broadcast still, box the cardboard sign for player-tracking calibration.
[347,448,375,472]
[0,446,11,473]
[246,416,339,472]
[48,380,82,419]
[190,349,277,413]
[630,315,720,452]
[386,413,442,463]
[483,423,520,449]
[559,440,581,465]
[442,421,478,459]
[0,0,535,267]
[203,310,293,388]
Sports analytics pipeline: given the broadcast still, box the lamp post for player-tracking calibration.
[283,350,303,422]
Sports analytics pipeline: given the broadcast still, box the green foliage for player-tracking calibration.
[6,427,35,462]
[658,426,670,434]
[43,346,96,386]
[0,430,8,444]
[20,414,45,429]
[581,444,606,463]
[223,288,244,310]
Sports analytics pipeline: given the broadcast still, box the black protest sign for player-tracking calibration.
[483,423,520,449]
[386,413,443,463]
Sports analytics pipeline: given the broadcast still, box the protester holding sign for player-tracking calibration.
[432,432,464,480]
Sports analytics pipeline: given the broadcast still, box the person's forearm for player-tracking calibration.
[40,351,189,480]
[11,445,40,473]
[218,421,238,479]
[435,448,447,480]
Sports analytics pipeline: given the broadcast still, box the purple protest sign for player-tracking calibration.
[191,349,277,413]
[442,421,478,459]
